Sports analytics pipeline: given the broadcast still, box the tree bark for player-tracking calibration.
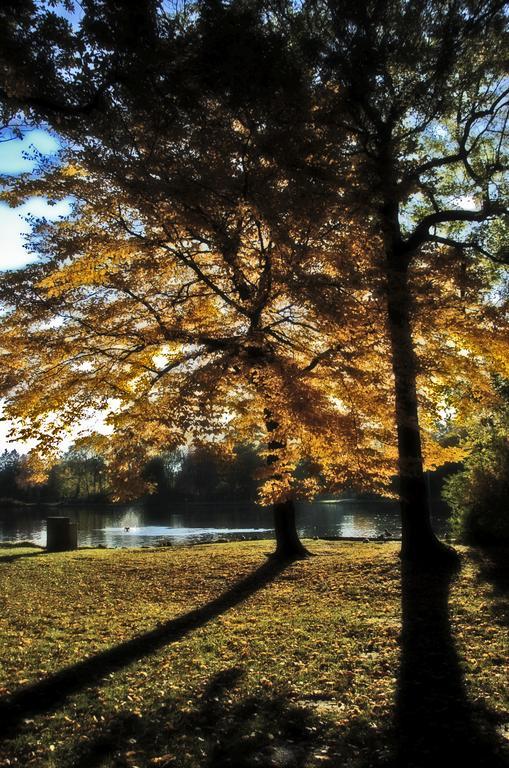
[385,254,457,564]
[272,498,308,559]
[264,410,309,559]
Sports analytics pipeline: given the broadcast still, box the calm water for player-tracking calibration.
[0,498,451,547]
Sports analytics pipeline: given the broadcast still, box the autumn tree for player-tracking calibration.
[0,157,398,557]
[285,0,509,562]
[0,0,403,557]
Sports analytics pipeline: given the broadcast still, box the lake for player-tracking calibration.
[0,498,451,547]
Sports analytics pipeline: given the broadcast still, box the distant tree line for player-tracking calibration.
[1,437,471,514]
[0,447,109,504]
[0,443,264,506]
[143,444,264,504]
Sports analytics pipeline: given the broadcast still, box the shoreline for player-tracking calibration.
[0,533,456,550]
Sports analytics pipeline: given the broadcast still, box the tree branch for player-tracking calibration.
[427,235,509,265]
[402,200,507,254]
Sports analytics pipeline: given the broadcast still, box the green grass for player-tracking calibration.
[0,541,507,767]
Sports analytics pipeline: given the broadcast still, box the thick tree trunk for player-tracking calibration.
[385,255,457,564]
[273,498,308,559]
[264,410,309,559]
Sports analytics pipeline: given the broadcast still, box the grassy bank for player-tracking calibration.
[0,541,507,768]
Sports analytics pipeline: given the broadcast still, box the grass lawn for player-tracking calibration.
[0,540,507,768]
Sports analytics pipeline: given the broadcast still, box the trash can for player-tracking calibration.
[46,517,78,552]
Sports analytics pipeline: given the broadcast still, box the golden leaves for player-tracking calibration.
[1,122,507,504]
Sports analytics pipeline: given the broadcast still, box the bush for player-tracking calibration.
[443,423,509,545]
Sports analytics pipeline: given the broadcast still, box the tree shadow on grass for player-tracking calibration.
[0,557,289,739]
[470,546,509,628]
[389,559,509,768]
[69,667,324,768]
[66,556,509,768]
[0,550,46,564]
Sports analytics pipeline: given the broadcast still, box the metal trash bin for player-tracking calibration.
[46,516,78,552]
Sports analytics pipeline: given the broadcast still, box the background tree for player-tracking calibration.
[0,449,23,501]
[143,448,187,502]
[168,444,263,502]
[222,443,264,500]
[49,446,109,501]
[443,377,509,545]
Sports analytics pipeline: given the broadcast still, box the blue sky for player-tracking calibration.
[0,125,113,455]
[0,128,71,452]
[0,128,71,271]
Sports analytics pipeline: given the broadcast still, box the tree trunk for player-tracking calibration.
[385,255,457,564]
[272,498,308,559]
[264,410,309,559]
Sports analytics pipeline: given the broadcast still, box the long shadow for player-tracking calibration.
[0,551,46,564]
[69,667,323,768]
[471,546,509,627]
[0,557,289,738]
[393,559,509,768]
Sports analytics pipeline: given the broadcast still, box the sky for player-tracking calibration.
[0,128,72,452]
[0,128,71,271]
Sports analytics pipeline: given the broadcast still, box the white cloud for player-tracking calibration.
[0,129,60,175]
[0,198,72,271]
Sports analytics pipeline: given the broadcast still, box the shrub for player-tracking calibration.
[444,419,509,545]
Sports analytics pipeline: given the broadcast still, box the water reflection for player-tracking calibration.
[0,498,450,547]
